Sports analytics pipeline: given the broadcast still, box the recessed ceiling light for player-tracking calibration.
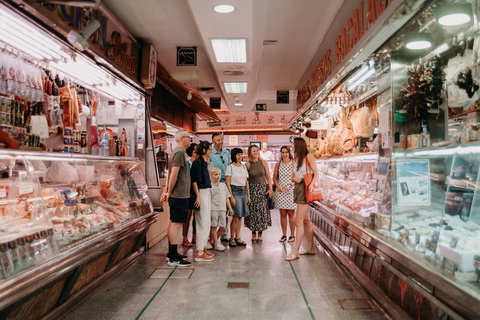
[436,3,472,26]
[224,82,247,93]
[234,103,243,106]
[405,33,432,50]
[214,5,235,13]
[211,39,246,63]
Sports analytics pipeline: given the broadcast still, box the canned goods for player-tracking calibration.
[5,113,10,126]
[0,112,5,125]
[64,126,73,136]
[81,132,87,146]
[5,99,11,113]
[0,98,5,112]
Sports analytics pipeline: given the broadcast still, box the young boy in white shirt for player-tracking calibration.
[209,167,233,251]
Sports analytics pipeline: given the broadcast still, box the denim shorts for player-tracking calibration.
[231,185,250,218]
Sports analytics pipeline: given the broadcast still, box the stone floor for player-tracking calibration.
[64,209,390,320]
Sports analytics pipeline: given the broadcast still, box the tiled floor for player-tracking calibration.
[64,209,390,320]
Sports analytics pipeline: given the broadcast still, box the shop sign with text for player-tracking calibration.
[297,0,395,110]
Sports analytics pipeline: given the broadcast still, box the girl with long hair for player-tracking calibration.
[285,137,319,261]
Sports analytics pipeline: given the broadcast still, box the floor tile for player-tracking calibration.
[64,209,389,320]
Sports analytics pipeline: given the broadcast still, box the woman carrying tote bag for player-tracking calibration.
[285,137,319,261]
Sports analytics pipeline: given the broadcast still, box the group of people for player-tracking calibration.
[160,131,319,266]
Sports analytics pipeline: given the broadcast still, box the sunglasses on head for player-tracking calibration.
[220,155,224,164]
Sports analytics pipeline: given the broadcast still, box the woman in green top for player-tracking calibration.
[245,145,273,243]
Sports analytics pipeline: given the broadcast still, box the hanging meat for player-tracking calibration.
[350,106,375,137]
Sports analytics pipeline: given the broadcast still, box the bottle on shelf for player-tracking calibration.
[399,129,407,149]
[99,127,109,156]
[421,122,430,147]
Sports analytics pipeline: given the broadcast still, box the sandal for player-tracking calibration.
[285,247,300,261]
[191,236,196,244]
[182,240,193,247]
[258,233,263,243]
[300,244,315,255]
[288,236,295,242]
[251,238,258,243]
[229,239,237,247]
[279,235,287,242]
[235,238,247,246]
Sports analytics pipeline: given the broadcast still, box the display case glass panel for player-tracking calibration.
[0,151,152,281]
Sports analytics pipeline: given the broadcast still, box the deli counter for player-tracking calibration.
[0,150,156,320]
[310,145,480,319]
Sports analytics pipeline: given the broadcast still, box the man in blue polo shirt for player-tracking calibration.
[210,132,231,241]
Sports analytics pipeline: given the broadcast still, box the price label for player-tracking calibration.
[18,185,33,196]
[91,204,98,211]
[415,234,420,245]
[474,256,480,270]
[450,237,459,248]
[0,188,7,198]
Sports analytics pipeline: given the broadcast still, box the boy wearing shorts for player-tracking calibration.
[209,167,233,251]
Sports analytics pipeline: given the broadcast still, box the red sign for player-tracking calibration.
[256,135,268,143]
[297,0,395,110]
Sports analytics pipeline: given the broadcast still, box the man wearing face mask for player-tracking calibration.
[210,132,231,241]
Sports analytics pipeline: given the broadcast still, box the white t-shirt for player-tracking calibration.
[225,163,248,186]
[293,159,307,178]
[260,150,275,160]
[211,182,231,210]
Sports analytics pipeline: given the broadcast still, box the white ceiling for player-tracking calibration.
[101,0,346,114]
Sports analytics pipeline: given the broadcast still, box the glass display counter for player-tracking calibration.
[0,150,156,319]
[391,144,480,299]
[316,153,378,225]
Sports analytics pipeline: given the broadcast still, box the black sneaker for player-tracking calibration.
[166,254,188,262]
[167,255,192,267]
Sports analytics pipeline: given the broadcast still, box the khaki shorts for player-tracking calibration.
[293,181,307,204]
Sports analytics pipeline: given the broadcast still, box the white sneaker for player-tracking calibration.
[214,242,226,251]
[205,242,213,250]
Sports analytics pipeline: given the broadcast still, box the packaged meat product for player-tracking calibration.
[47,162,79,184]
[350,107,375,137]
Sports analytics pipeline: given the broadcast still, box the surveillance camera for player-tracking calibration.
[255,111,260,117]
[67,19,101,51]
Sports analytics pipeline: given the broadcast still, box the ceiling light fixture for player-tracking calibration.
[211,39,246,63]
[405,33,432,50]
[435,3,472,26]
[213,5,235,13]
[349,68,375,90]
[234,103,243,106]
[224,82,247,93]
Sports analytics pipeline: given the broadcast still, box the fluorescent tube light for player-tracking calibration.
[348,66,369,84]
[211,39,246,63]
[234,103,243,106]
[349,68,375,90]
[224,82,247,93]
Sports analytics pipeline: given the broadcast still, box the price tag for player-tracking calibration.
[415,234,420,245]
[474,256,480,270]
[450,237,459,248]
[18,185,33,196]
[0,188,7,198]
[90,204,97,211]
[64,199,77,207]
[441,257,457,275]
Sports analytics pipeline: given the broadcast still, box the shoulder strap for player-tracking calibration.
[305,156,312,174]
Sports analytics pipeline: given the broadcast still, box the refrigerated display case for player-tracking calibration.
[0,150,156,319]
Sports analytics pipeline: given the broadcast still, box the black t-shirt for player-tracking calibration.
[190,157,212,189]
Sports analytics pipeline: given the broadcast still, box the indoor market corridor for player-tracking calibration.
[64,209,390,320]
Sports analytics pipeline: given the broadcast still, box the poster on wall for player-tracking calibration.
[396,159,431,206]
